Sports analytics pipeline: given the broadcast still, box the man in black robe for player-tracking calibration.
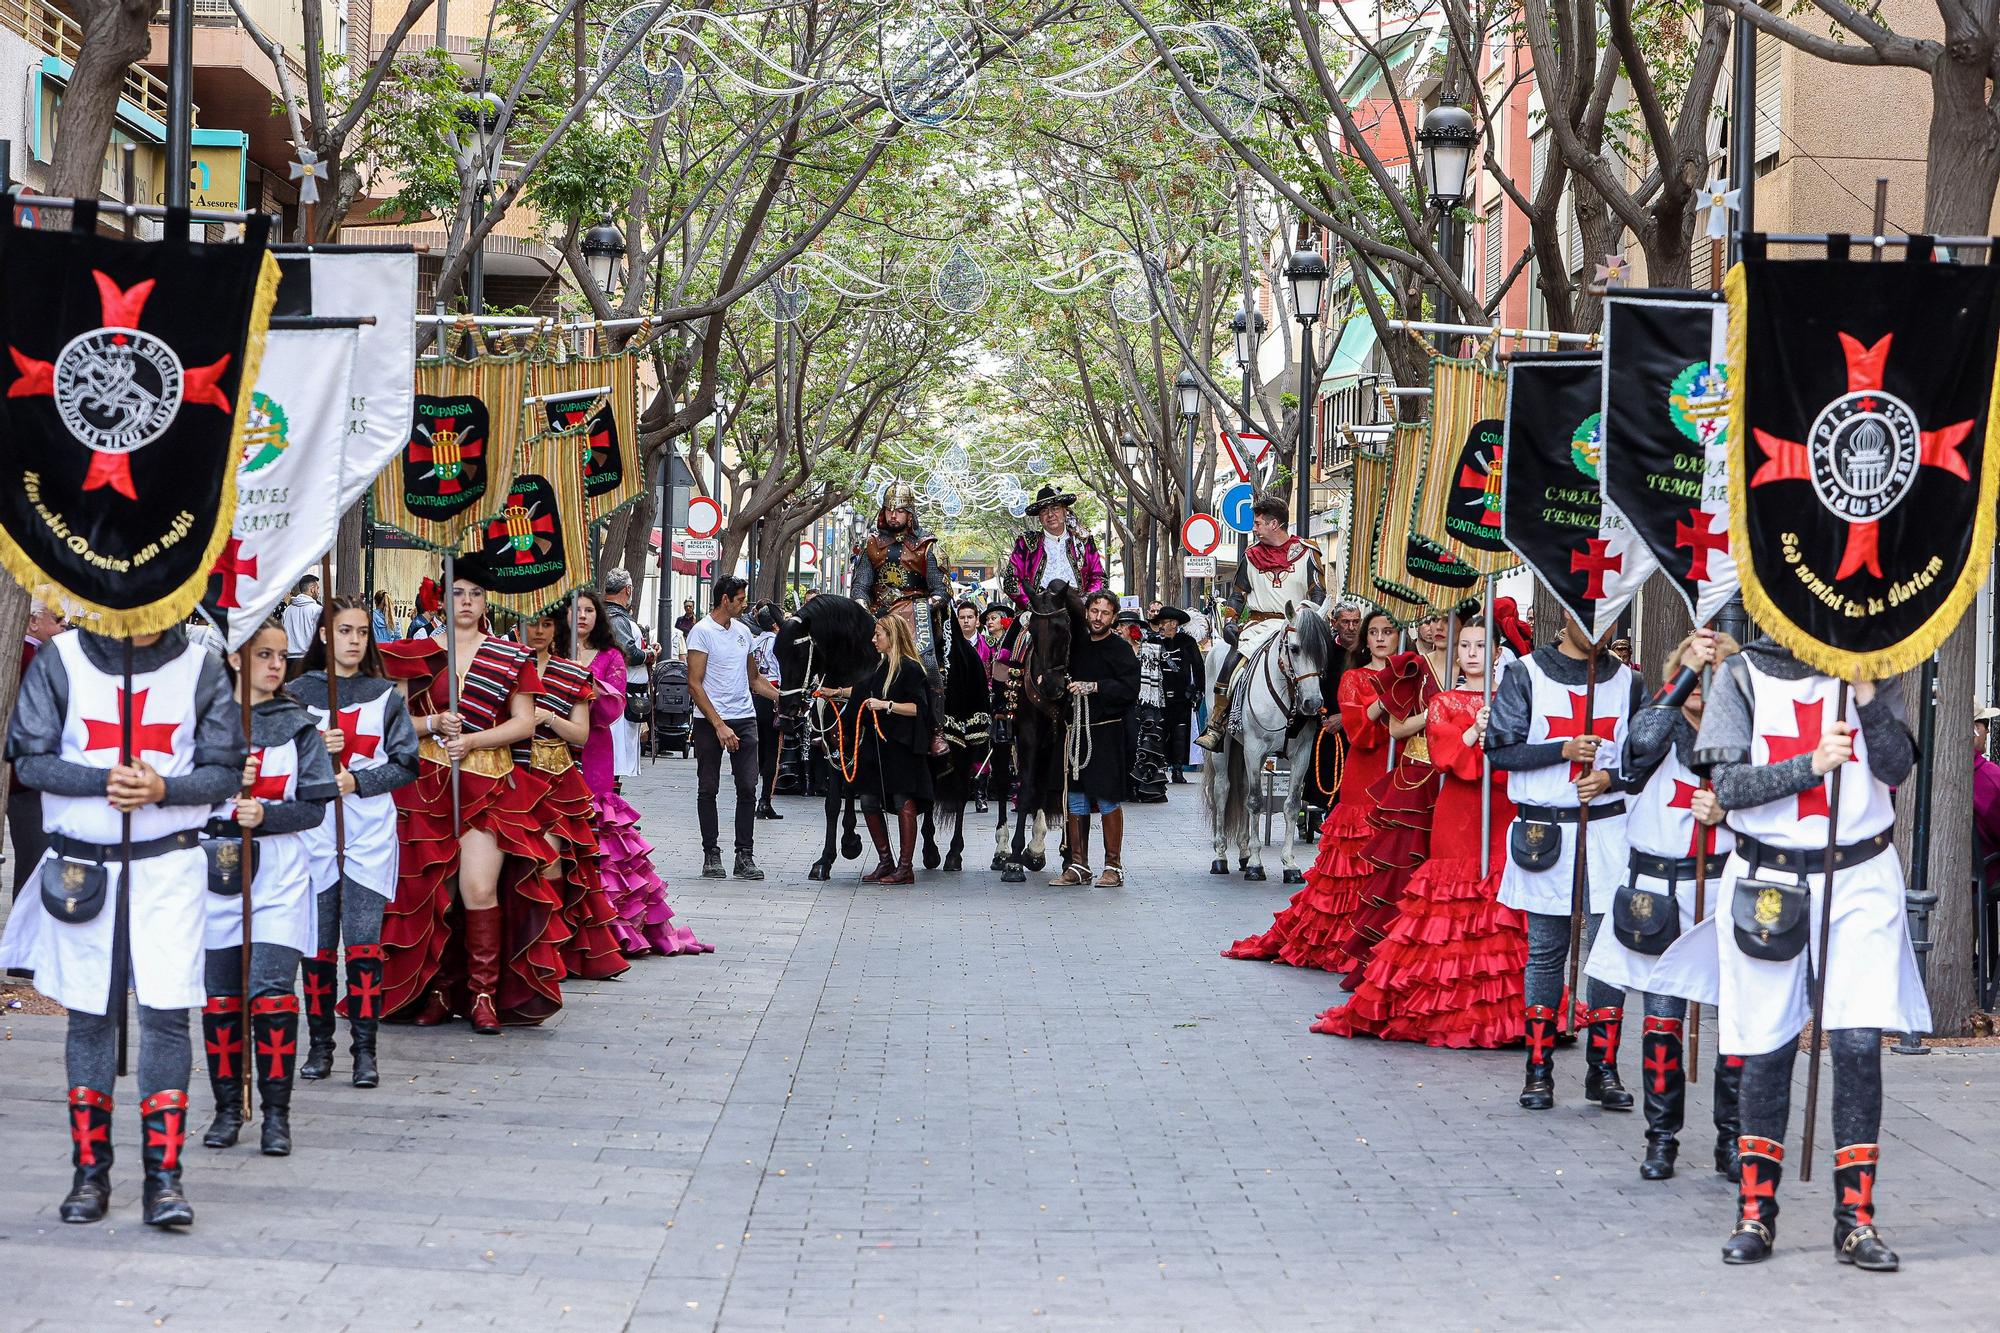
[1050,590,1141,887]
[1150,606,1203,782]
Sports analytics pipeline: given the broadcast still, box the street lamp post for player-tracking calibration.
[1283,243,1329,536]
[1229,306,1265,592]
[581,216,627,297]
[1175,369,1201,608]
[1418,92,1477,334]
[1119,431,1141,600]
[459,86,506,314]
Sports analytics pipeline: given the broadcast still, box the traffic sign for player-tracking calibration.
[683,536,720,560]
[1220,429,1270,483]
[685,495,723,539]
[799,538,819,570]
[1181,512,1221,557]
[1185,554,1217,578]
[1221,482,1256,533]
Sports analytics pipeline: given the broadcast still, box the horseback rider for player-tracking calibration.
[1002,485,1106,613]
[848,481,952,669]
[1195,494,1326,752]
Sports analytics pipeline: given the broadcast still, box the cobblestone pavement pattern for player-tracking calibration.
[2,759,1997,1331]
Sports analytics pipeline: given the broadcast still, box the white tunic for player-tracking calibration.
[299,689,401,900]
[1496,653,1633,917]
[1234,543,1318,663]
[1586,734,1735,992]
[1647,663,1929,1052]
[203,733,317,956]
[0,634,210,1014]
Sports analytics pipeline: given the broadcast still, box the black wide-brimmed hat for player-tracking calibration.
[1150,605,1191,627]
[1025,484,1078,515]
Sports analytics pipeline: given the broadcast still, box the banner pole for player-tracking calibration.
[237,678,254,1119]
[444,550,462,833]
[323,554,347,893]
[112,640,134,1077]
[1480,574,1493,878]
[1798,680,1850,1185]
[1564,637,1599,1035]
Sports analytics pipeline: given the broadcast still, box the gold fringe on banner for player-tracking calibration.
[1417,356,1518,575]
[525,345,643,526]
[1372,423,1475,618]
[1344,446,1389,605]
[373,353,530,552]
[474,427,595,621]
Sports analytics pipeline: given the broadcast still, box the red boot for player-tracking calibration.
[463,906,504,1034]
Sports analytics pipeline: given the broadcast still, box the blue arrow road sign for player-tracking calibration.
[1221,482,1256,533]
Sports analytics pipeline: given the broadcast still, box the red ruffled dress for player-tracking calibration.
[514,654,630,982]
[379,638,570,1024]
[1331,653,1443,983]
[1313,688,1526,1045]
[1224,663,1389,968]
[584,647,709,956]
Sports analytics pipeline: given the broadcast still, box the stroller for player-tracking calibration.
[650,659,694,758]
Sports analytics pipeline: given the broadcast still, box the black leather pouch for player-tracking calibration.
[1612,880,1681,956]
[205,839,258,897]
[39,856,107,924]
[1509,818,1560,872]
[1732,875,1809,961]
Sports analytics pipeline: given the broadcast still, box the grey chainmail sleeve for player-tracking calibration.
[7,645,110,797]
[350,692,421,799]
[1484,657,1565,772]
[1856,684,1915,787]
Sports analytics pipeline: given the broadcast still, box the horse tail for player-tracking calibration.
[1224,741,1251,846]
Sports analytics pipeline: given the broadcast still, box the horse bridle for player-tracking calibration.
[1258,623,1324,723]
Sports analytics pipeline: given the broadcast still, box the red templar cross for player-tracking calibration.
[1666,779,1717,856]
[257,1025,296,1081]
[145,1107,185,1170]
[1749,331,1973,580]
[1545,689,1620,779]
[1644,1043,1680,1095]
[1673,509,1730,582]
[204,1020,242,1080]
[351,969,383,1020]
[1525,1022,1554,1064]
[1740,1161,1776,1223]
[1761,698,1850,819]
[246,748,289,801]
[70,1107,109,1165]
[210,537,259,610]
[302,968,333,1019]
[1841,1170,1876,1225]
[81,688,180,762]
[335,708,381,763]
[1569,538,1623,601]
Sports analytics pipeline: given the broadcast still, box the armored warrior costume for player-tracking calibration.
[1488,630,1643,1113]
[292,666,419,1088]
[1195,496,1325,752]
[1653,640,1924,1270]
[0,627,246,1227]
[198,695,335,1158]
[849,481,953,670]
[1585,643,1744,1183]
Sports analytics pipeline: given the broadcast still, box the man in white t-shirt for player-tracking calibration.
[687,576,781,880]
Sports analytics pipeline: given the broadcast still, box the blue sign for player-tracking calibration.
[1221,482,1256,533]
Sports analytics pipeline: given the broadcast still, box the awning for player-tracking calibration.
[1323,314,1380,384]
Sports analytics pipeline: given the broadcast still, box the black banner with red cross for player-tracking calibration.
[1500,352,1655,639]
[1727,250,2000,676]
[0,208,279,634]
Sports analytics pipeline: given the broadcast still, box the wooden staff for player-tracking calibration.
[1797,680,1852,1185]
[443,548,462,832]
[237,675,255,1118]
[1563,637,1601,1035]
[322,554,346,888]
[112,639,134,1076]
[1479,575,1494,878]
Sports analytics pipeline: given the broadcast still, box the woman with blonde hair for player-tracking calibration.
[835,612,936,885]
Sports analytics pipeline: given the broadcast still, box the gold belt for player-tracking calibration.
[1244,611,1283,623]
[529,737,575,775]
[419,736,513,779]
[1401,735,1430,763]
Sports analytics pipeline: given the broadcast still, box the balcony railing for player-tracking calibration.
[0,0,179,126]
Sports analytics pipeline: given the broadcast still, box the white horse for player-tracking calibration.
[1202,604,1337,882]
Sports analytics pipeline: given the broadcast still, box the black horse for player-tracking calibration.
[773,594,877,880]
[996,583,1080,884]
[919,628,989,872]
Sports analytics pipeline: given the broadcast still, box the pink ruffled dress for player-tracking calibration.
[585,648,712,955]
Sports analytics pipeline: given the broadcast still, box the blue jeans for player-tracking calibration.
[1068,793,1118,816]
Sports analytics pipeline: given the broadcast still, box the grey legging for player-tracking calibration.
[315,883,386,951]
[1739,1029,1884,1149]
[204,943,302,1000]
[66,1004,190,1100]
[1524,910,1623,1012]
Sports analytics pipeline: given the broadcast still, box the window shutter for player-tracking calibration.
[1566,194,1583,274]
[1754,36,1781,164]
[1532,132,1549,195]
[1483,212,1502,300]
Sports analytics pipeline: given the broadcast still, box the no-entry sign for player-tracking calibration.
[1181,513,1222,556]
[686,496,724,539]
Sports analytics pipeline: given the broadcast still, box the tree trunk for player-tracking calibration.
[1634,571,1691,691]
[617,489,656,595]
[49,1,159,199]
[598,508,636,586]
[334,503,365,597]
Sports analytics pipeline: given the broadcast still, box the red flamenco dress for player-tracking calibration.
[514,654,630,982]
[1330,652,1442,984]
[1314,687,1526,1046]
[1224,663,1389,968]
[379,637,570,1026]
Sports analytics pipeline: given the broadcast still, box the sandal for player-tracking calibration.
[1048,863,1091,886]
[1095,865,1124,887]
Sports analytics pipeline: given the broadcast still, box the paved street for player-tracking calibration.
[3,757,1997,1332]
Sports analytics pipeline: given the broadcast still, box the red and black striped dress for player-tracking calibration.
[513,654,629,982]
[378,636,569,1024]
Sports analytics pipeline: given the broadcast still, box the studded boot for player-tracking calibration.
[1639,1016,1686,1180]
[250,995,300,1156]
[200,996,245,1149]
[346,944,384,1088]
[1722,1136,1783,1264]
[1833,1143,1899,1271]
[59,1087,114,1223]
[298,948,339,1081]
[1713,1052,1745,1181]
[1519,1005,1557,1110]
[139,1090,195,1227]
[1582,1006,1634,1111]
